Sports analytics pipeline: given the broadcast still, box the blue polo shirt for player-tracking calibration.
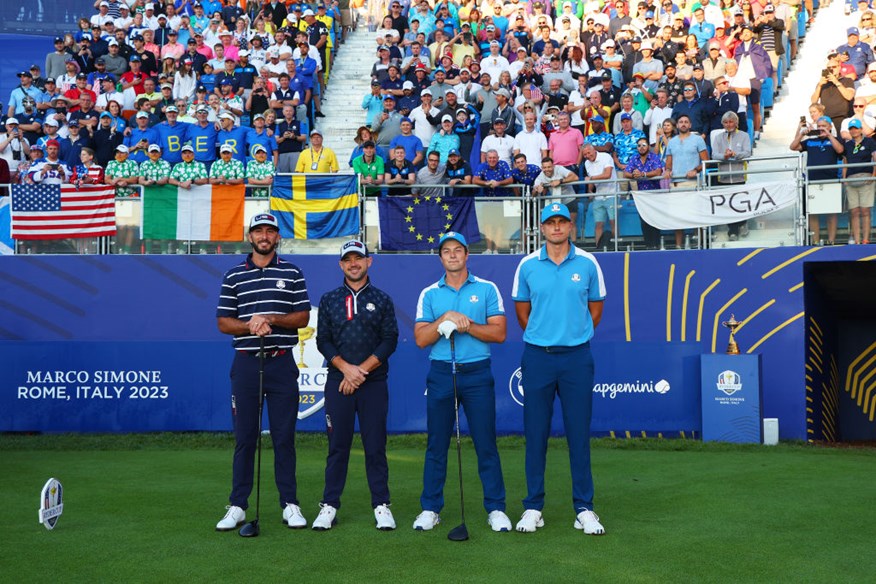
[512,245,606,347]
[415,272,505,364]
[216,253,311,352]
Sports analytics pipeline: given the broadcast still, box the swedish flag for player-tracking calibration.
[270,174,360,239]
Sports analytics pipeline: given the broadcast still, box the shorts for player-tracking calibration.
[590,197,616,222]
[767,50,780,71]
[845,173,875,209]
[341,8,355,27]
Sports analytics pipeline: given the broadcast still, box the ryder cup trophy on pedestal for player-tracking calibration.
[721,314,742,355]
[297,326,315,367]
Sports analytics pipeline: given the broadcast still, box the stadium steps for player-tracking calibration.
[315,19,377,170]
[754,2,847,158]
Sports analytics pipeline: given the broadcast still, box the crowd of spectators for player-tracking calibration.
[351,0,805,247]
[1,0,359,195]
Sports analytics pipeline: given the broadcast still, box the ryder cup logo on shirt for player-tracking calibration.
[276,280,286,289]
[469,295,479,303]
[365,302,376,312]
[571,273,581,282]
[716,370,742,396]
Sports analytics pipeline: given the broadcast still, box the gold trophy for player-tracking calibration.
[297,326,315,367]
[721,314,741,355]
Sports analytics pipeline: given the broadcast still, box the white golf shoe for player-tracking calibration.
[216,505,245,531]
[283,503,307,529]
[515,509,544,533]
[488,510,512,532]
[374,504,396,530]
[311,504,337,530]
[412,510,441,531]
[574,510,606,535]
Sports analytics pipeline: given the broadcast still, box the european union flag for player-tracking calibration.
[377,195,481,251]
[270,174,360,239]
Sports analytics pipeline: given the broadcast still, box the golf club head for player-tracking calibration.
[447,523,469,542]
[239,520,260,538]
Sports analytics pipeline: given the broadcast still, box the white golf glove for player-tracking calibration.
[437,320,458,339]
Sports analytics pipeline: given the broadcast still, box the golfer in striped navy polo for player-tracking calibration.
[214,213,312,532]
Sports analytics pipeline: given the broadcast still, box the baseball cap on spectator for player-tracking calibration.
[460,67,471,74]
[370,79,381,87]
[620,112,632,121]
[310,128,323,136]
[45,77,55,84]
[76,72,88,79]
[421,88,432,96]
[438,231,468,249]
[68,119,79,127]
[249,213,279,231]
[764,4,774,12]
[495,88,511,98]
[196,105,209,113]
[96,57,106,65]
[100,112,114,119]
[181,144,194,153]
[492,118,507,126]
[54,36,64,43]
[44,118,59,127]
[632,71,645,79]
[166,105,179,113]
[541,202,571,223]
[601,40,615,49]
[340,239,368,259]
[188,39,197,45]
[448,149,461,157]
[868,63,876,72]
[239,50,249,57]
[640,40,653,50]
[253,144,267,154]
[441,114,453,123]
[849,118,863,129]
[383,95,395,101]
[402,80,414,89]
[601,72,612,80]
[116,144,129,153]
[400,117,412,124]
[665,62,677,70]
[302,8,315,16]
[253,113,265,120]
[219,111,235,120]
[30,143,44,152]
[362,140,376,149]
[148,144,161,152]
[848,27,860,36]
[136,111,150,119]
[693,63,704,71]
[157,13,168,20]
[17,71,33,78]
[161,83,173,90]
[130,55,141,62]
[220,143,234,153]
[591,115,605,124]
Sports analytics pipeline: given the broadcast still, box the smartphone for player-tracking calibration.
[800,116,806,124]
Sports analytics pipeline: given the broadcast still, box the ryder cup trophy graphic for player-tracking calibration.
[721,314,742,355]
[297,326,315,367]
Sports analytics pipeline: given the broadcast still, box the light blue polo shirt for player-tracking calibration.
[416,272,505,364]
[512,245,606,347]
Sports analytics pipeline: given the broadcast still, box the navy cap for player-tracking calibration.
[249,213,279,231]
[448,148,461,157]
[438,231,468,249]
[541,202,571,223]
[339,239,368,258]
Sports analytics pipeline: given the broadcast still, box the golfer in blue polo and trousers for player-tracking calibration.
[412,231,513,533]
[511,203,607,535]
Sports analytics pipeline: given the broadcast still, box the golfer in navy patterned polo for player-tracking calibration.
[215,213,312,532]
[412,231,513,533]
[511,203,608,536]
[312,239,399,531]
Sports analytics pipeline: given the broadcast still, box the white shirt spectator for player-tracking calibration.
[410,104,439,146]
[583,151,617,197]
[480,54,511,82]
[481,133,515,165]
[512,127,548,165]
[643,104,674,145]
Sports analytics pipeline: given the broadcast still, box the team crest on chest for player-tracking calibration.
[365,302,376,312]
[571,273,581,282]
[469,295,479,303]
[276,280,286,289]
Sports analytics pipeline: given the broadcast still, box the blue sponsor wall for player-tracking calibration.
[1,246,874,439]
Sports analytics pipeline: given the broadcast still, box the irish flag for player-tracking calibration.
[141,185,245,241]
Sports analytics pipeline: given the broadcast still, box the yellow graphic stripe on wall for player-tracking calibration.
[624,252,631,342]
[746,312,804,353]
[696,279,720,342]
[681,270,695,342]
[736,299,775,334]
[737,248,765,266]
[844,341,876,396]
[666,264,675,342]
[761,248,821,279]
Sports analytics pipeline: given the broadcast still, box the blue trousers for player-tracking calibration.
[521,343,596,513]
[321,375,390,509]
[421,359,506,513]
[229,350,300,511]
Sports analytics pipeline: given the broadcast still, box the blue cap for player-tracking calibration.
[541,202,571,223]
[400,116,412,123]
[129,55,141,62]
[817,115,833,125]
[249,213,279,231]
[620,112,632,121]
[849,118,863,129]
[438,231,468,249]
[448,148,461,156]
[849,27,860,36]
[591,115,605,123]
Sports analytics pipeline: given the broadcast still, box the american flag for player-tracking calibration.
[11,184,117,240]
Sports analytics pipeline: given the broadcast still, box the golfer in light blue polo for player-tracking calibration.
[511,202,607,535]
[412,231,512,533]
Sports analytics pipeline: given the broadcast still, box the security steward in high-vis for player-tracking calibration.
[511,203,607,535]
[413,231,513,533]
[313,239,399,531]
[215,213,312,531]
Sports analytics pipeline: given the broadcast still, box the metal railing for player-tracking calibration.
[4,153,865,255]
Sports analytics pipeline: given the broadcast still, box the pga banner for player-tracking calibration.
[632,182,797,230]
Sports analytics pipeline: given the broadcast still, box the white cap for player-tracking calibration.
[116,144,129,153]
[6,117,19,125]
[44,118,60,126]
[219,143,234,153]
[402,80,414,89]
[441,114,453,122]
[302,9,315,16]
[218,111,235,120]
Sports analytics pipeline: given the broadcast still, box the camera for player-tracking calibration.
[821,69,831,78]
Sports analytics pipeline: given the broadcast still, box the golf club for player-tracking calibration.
[447,333,469,542]
[239,336,265,538]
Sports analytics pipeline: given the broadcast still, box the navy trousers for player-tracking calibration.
[321,375,390,509]
[521,343,596,513]
[420,359,506,513]
[229,350,300,511]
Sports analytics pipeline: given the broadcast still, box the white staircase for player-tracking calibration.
[315,20,378,170]
[754,3,848,156]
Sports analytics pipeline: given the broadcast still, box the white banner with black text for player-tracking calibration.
[632,182,798,230]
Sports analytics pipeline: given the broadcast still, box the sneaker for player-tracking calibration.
[728,233,738,241]
[574,510,606,535]
[374,504,396,530]
[311,504,337,530]
[283,503,307,529]
[315,111,326,118]
[216,505,245,531]
[488,510,512,532]
[412,510,441,531]
[515,509,544,533]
